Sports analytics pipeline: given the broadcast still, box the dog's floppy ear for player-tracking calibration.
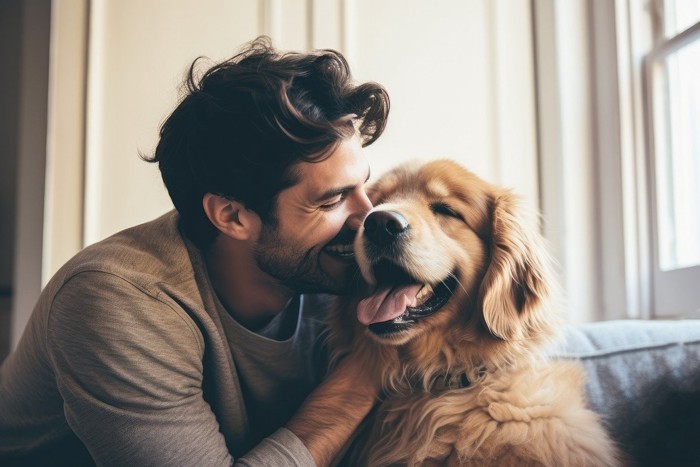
[477,192,552,341]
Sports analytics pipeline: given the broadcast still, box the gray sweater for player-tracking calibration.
[0,211,324,466]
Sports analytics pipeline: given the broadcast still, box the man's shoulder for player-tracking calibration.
[55,211,195,292]
[40,211,211,356]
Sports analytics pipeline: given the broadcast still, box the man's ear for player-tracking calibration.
[202,193,262,241]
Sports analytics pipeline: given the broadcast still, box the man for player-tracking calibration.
[0,37,391,466]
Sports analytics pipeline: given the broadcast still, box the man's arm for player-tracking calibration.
[48,271,376,466]
[47,271,235,466]
[286,355,379,467]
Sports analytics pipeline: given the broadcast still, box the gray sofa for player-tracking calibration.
[559,320,700,466]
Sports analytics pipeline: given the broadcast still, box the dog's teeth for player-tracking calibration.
[414,284,433,304]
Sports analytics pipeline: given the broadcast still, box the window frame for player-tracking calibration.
[643,16,700,318]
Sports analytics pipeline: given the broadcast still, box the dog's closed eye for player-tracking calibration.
[430,202,462,220]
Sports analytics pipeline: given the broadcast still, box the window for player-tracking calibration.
[661,0,700,37]
[645,0,700,316]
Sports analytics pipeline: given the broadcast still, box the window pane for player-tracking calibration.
[664,0,700,36]
[656,37,700,271]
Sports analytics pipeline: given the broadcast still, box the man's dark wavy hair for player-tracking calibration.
[144,36,390,248]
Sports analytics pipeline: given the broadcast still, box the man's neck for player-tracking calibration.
[204,235,294,331]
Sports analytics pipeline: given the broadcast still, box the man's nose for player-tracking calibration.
[346,190,373,230]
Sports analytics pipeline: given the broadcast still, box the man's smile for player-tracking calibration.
[324,243,355,259]
[323,229,357,261]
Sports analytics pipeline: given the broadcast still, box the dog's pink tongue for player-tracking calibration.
[357,284,422,325]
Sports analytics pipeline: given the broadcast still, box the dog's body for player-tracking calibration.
[327,160,622,466]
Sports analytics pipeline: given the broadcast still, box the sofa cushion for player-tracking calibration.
[558,320,700,466]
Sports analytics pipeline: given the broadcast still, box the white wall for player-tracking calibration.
[349,0,538,204]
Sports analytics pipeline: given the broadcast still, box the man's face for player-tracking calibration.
[254,136,372,294]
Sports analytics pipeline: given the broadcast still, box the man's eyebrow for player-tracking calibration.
[313,168,371,204]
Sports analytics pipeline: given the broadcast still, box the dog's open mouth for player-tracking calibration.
[358,260,459,336]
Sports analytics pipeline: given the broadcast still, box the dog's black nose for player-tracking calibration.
[363,210,409,245]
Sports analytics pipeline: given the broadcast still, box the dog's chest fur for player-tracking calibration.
[352,360,615,467]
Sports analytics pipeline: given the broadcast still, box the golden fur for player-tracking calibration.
[327,160,622,466]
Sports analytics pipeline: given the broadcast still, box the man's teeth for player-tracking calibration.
[325,244,354,255]
[414,284,433,305]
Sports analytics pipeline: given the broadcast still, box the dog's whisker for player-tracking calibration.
[444,272,468,296]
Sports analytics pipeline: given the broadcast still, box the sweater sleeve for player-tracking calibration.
[46,271,316,467]
[236,428,316,466]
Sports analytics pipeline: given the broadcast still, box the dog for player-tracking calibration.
[327,160,622,466]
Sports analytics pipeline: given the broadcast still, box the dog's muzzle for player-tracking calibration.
[357,209,459,336]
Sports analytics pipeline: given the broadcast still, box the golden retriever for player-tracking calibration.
[327,160,622,466]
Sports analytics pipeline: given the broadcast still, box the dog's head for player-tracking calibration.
[351,160,559,365]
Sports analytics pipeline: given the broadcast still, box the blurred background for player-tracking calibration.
[1,0,699,361]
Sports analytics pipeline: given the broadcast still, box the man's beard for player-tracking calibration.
[254,224,354,294]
